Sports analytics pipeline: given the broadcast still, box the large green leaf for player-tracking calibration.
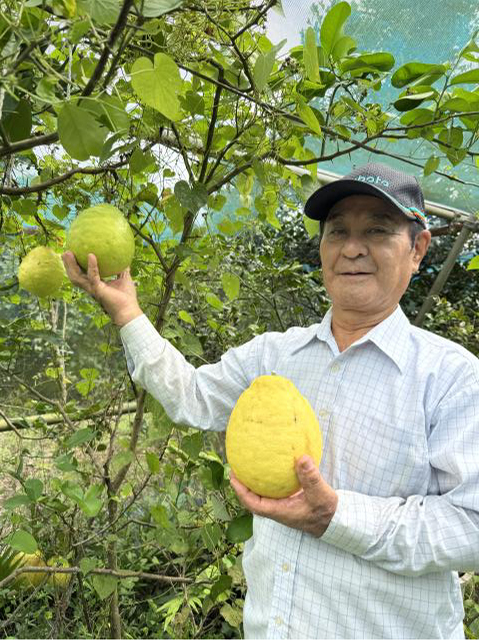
[2,98,32,142]
[304,27,319,82]
[450,69,479,85]
[91,574,118,600]
[140,0,184,18]
[254,49,276,92]
[9,530,38,554]
[226,514,253,543]
[394,86,438,112]
[78,0,121,24]
[340,52,395,73]
[130,53,183,121]
[320,1,351,58]
[391,62,447,88]
[221,273,240,301]
[58,103,107,160]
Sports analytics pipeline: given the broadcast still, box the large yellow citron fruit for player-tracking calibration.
[65,203,135,278]
[47,557,71,588]
[226,375,322,498]
[13,551,47,588]
[18,246,65,297]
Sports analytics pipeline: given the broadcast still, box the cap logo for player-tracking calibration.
[356,175,390,188]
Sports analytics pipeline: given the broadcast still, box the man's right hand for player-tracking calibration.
[62,252,143,328]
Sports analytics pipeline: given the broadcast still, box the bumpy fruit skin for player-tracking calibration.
[65,203,135,277]
[226,375,322,498]
[47,557,71,587]
[18,246,65,297]
[13,551,47,588]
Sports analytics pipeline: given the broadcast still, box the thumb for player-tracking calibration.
[295,455,322,497]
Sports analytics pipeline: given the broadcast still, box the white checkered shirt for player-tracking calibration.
[120,305,479,639]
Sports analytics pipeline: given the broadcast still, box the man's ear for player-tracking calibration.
[413,229,432,269]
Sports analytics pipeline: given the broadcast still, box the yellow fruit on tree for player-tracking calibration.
[18,246,65,297]
[13,551,47,588]
[226,375,322,498]
[65,203,135,278]
[47,557,71,587]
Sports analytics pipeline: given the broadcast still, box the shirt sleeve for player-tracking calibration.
[321,381,479,576]
[119,313,266,431]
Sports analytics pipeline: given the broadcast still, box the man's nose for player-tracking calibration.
[340,234,369,258]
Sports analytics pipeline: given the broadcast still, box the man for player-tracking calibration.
[62,162,479,639]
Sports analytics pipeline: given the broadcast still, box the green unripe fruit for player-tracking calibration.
[18,246,65,298]
[65,203,135,278]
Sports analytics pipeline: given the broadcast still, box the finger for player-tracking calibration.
[62,251,92,291]
[86,253,102,289]
[295,455,323,498]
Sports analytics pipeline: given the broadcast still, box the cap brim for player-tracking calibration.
[304,179,414,222]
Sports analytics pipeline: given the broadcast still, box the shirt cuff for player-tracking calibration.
[320,490,385,556]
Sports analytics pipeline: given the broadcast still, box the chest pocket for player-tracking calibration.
[328,410,430,497]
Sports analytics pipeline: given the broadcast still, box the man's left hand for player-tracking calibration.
[229,455,338,537]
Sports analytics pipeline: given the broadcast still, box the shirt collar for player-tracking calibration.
[290,305,411,374]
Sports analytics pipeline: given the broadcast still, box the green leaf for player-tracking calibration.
[79,557,98,575]
[82,0,120,24]
[206,292,223,310]
[2,98,32,142]
[65,428,95,450]
[394,86,437,112]
[221,273,240,301]
[297,101,322,135]
[207,193,227,211]
[304,27,319,82]
[450,69,479,85]
[391,62,447,88]
[181,432,203,459]
[9,530,38,554]
[210,575,232,602]
[424,155,440,177]
[226,514,253,543]
[145,451,161,474]
[150,504,170,528]
[140,0,183,17]
[331,35,356,61]
[129,148,154,174]
[91,574,118,600]
[399,108,434,126]
[79,485,103,517]
[220,603,243,628]
[467,255,479,271]
[253,49,276,92]
[3,495,33,510]
[209,495,231,521]
[340,52,395,73]
[320,1,351,58]
[24,478,43,502]
[303,215,320,238]
[130,53,183,121]
[58,103,107,160]
[178,310,195,326]
[174,180,208,213]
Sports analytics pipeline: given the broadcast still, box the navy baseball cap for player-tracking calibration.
[304,162,428,228]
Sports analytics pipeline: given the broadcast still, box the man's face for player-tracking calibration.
[319,195,431,316]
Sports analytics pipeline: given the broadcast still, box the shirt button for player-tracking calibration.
[330,363,341,373]
[317,409,330,418]
[275,616,283,626]
[282,563,290,572]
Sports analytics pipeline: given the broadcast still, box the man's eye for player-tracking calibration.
[369,227,388,234]
[328,228,345,235]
